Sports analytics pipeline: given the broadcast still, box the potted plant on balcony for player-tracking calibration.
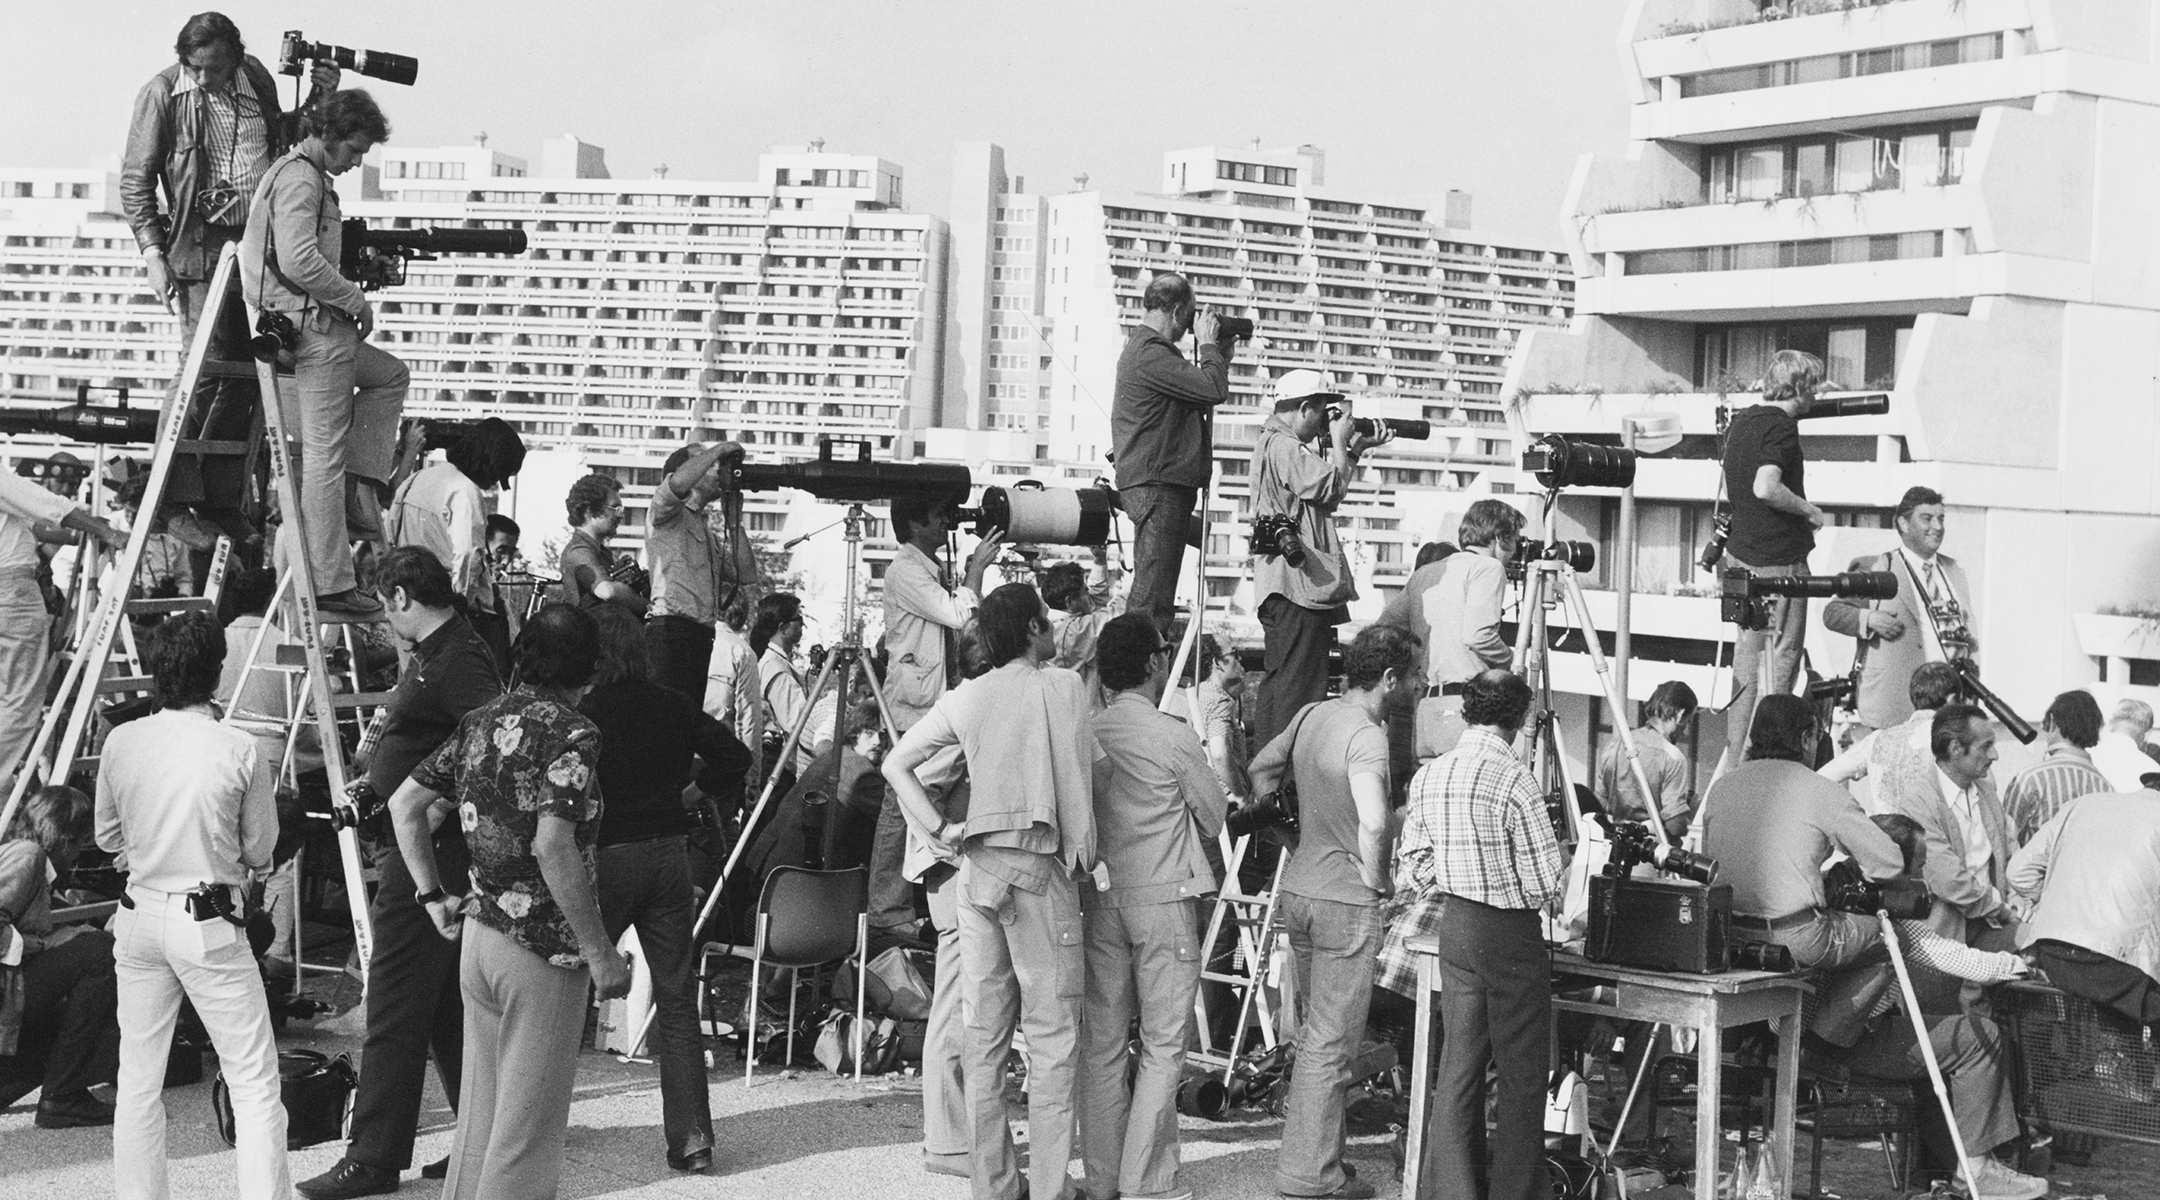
[2073,605,2160,663]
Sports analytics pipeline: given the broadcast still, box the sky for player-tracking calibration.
[2,1,1637,243]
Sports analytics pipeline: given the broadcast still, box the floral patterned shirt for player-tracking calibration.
[410,686,603,968]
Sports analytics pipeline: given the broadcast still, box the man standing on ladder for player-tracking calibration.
[1249,624,1423,1200]
[238,88,406,616]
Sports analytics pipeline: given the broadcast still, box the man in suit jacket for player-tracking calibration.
[1823,487,1975,738]
[1891,704,2019,951]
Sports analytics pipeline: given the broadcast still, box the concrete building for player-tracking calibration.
[1508,0,2160,781]
[934,142,1575,620]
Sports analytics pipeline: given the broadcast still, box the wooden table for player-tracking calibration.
[1400,938,1811,1198]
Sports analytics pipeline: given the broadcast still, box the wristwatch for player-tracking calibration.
[414,885,447,905]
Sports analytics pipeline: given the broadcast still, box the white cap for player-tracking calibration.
[1272,368,1343,405]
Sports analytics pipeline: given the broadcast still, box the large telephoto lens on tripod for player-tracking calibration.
[1521,434,1637,490]
[1794,393,1890,420]
[956,481,1117,547]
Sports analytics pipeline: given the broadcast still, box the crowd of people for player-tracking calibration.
[9,16,2160,1196]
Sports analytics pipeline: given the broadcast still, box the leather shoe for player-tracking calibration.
[317,588,383,616]
[296,1158,400,1198]
[420,1156,450,1180]
[34,1089,114,1128]
[1280,1180,1375,1200]
[666,1146,714,1174]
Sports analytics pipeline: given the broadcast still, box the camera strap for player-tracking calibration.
[256,152,329,320]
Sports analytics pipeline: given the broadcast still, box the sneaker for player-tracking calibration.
[33,1089,113,1128]
[1957,1155,2049,1200]
[296,1158,400,1199]
[317,588,383,616]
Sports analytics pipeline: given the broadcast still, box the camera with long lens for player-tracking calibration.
[1823,858,1932,920]
[1604,819,1719,885]
[1720,567,1897,631]
[278,31,420,86]
[330,779,388,832]
[1794,393,1890,421]
[341,220,529,291]
[1521,433,1637,490]
[1216,316,1255,341]
[248,309,300,362]
[1226,786,1298,840]
[1505,537,1596,582]
[1323,408,1430,443]
[0,394,160,446]
[1248,513,1306,569]
[952,478,1118,547]
[1951,658,2038,745]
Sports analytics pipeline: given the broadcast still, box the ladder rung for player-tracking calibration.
[333,692,395,710]
[125,596,218,615]
[96,675,154,694]
[175,439,252,456]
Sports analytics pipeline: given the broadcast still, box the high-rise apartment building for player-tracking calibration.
[936,142,1575,612]
[1508,0,2160,771]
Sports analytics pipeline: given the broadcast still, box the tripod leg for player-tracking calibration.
[1555,568,1675,848]
[1878,914,1985,1200]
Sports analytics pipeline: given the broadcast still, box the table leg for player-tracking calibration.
[1697,1013,1722,1198]
[1403,952,1434,1200]
[1771,1000,1801,1192]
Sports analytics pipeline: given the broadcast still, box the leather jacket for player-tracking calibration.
[121,55,295,280]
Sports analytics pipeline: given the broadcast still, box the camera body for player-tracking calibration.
[1226,786,1298,840]
[1248,513,1306,569]
[278,32,420,86]
[1698,514,1732,572]
[330,779,387,832]
[184,882,248,926]
[1505,537,1596,582]
[248,309,300,362]
[1822,859,1933,920]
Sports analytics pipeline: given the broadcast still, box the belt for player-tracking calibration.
[1426,682,1466,699]
[1733,909,1820,933]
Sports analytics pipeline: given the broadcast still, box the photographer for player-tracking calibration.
[96,612,288,1199]
[1718,350,1829,764]
[880,584,1099,1200]
[1594,680,1698,843]
[555,473,645,614]
[1815,815,2044,1200]
[389,603,632,1200]
[1249,623,1423,1200]
[239,88,407,616]
[0,469,122,786]
[644,440,758,702]
[124,12,336,341]
[1888,704,2018,951]
[1700,695,1905,1032]
[1114,272,1236,636]
[299,548,500,1199]
[0,786,118,1128]
[1250,370,1390,748]
[1823,487,1975,739]
[1078,613,1226,1200]
[1402,669,1562,1200]
[872,492,996,938]
[1378,499,1523,768]
[1817,661,1961,816]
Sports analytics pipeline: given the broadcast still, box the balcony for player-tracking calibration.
[1628,0,2037,142]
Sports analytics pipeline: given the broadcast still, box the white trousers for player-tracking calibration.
[113,887,289,1200]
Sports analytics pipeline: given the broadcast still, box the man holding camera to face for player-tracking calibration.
[239,88,407,615]
[1249,370,1391,749]
[1114,273,1238,637]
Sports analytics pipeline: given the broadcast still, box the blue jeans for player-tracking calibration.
[1121,484,1194,637]
[596,837,713,1157]
[1276,892,1381,1196]
[284,309,406,594]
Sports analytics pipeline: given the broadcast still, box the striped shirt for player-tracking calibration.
[2003,744,2112,844]
[1398,726,1563,911]
[174,68,270,225]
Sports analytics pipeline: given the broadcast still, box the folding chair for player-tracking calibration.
[743,865,870,1084]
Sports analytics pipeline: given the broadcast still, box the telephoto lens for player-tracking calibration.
[1216,316,1255,341]
[1522,434,1637,490]
[1347,417,1432,440]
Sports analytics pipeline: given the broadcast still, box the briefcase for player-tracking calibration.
[1584,873,1733,974]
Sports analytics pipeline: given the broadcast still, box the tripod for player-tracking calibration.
[624,501,905,1058]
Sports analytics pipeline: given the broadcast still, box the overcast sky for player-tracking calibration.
[4,1,1636,244]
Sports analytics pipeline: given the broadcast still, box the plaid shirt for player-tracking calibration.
[1374,890,1445,999]
[1397,726,1564,912]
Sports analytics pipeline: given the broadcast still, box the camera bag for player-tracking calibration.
[212,1048,357,1149]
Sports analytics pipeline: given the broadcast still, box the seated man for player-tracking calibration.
[1818,661,1961,815]
[1890,704,2019,950]
[2002,690,2111,844]
[2011,781,2160,1027]
[1594,680,1696,841]
[1810,815,2046,1200]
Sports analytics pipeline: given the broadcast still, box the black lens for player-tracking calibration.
[1655,845,1718,885]
[1876,877,1932,921]
[1525,434,1636,490]
[1795,394,1890,420]
[1382,418,1431,440]
[1217,316,1254,341]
